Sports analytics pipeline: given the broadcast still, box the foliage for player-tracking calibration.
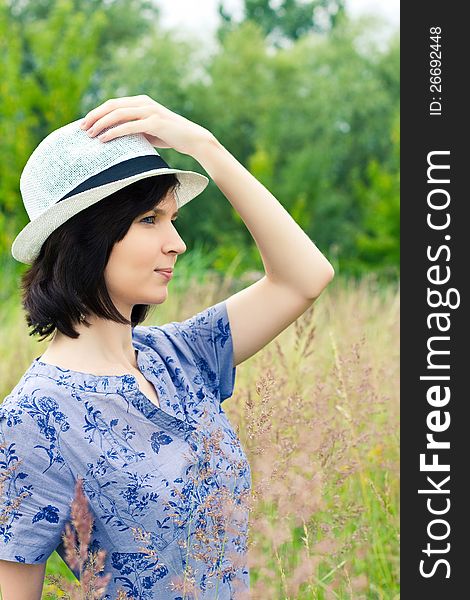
[0,0,107,257]
[0,1,399,300]
[217,0,348,48]
[351,110,400,277]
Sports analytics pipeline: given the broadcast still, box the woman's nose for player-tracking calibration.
[164,225,186,255]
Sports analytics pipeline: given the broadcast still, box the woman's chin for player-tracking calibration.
[131,289,169,306]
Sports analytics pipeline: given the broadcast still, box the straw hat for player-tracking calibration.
[11,117,209,265]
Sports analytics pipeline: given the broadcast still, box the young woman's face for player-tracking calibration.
[104,190,186,310]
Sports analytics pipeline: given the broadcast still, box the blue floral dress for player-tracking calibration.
[0,300,251,599]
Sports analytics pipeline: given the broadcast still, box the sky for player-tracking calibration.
[157,0,399,40]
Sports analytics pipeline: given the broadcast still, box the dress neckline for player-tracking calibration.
[30,339,194,436]
[36,347,141,379]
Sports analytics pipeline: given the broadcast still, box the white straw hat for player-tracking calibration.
[11,117,209,265]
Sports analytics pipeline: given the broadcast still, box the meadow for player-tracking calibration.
[0,269,399,599]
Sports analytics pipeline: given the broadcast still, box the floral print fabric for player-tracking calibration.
[0,300,251,599]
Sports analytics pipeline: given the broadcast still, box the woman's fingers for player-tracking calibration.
[91,116,155,142]
[77,94,214,154]
[80,95,152,130]
[84,106,150,138]
[80,97,128,128]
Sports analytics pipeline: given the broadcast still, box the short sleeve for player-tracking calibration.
[146,300,236,403]
[0,402,76,564]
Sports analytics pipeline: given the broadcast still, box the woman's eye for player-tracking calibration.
[141,216,178,224]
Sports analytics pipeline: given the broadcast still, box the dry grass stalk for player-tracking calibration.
[44,477,129,600]
[128,407,253,599]
[220,284,399,598]
[0,447,30,529]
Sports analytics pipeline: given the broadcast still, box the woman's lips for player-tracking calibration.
[155,270,173,281]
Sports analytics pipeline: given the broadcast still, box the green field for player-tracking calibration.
[1,271,399,599]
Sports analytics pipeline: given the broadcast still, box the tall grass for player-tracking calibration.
[0,270,399,599]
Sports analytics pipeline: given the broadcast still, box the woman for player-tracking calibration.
[0,94,334,599]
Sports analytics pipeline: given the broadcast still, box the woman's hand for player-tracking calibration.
[80,94,216,157]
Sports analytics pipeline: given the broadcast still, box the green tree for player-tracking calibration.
[1,3,399,295]
[3,0,163,109]
[0,0,106,263]
[0,0,165,301]
[217,0,347,47]
[351,110,399,278]
[246,17,399,277]
[75,13,402,278]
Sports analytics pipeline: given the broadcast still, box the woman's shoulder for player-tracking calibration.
[133,301,236,402]
[132,300,229,349]
[0,360,68,428]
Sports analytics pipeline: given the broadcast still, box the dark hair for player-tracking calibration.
[20,173,181,342]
